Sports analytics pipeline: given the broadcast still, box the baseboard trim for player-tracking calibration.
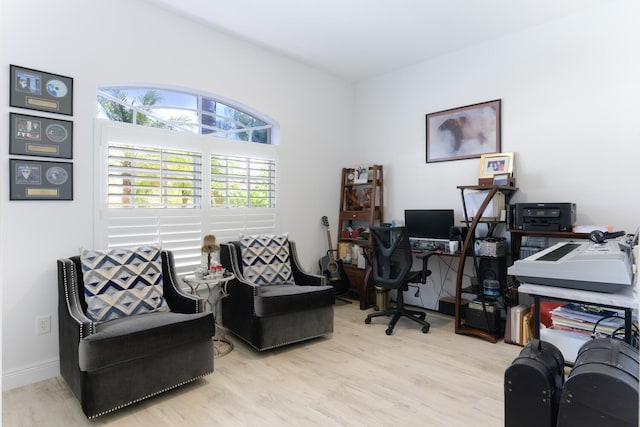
[3,357,59,391]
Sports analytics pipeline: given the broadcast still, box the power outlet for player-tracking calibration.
[36,315,51,336]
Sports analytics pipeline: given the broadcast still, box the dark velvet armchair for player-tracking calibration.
[57,249,214,418]
[220,239,334,351]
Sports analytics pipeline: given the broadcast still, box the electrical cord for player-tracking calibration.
[591,314,639,349]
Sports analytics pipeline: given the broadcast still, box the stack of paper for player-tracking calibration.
[550,303,628,338]
[463,191,505,221]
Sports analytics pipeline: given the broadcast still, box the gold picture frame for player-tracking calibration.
[478,152,514,179]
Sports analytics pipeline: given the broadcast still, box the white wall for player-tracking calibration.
[353,1,640,306]
[1,0,354,390]
[355,1,640,228]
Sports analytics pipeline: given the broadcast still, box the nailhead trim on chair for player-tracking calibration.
[61,260,96,339]
[226,243,260,308]
[161,251,201,313]
[258,332,329,352]
[87,370,213,419]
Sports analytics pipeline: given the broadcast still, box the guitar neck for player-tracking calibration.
[325,228,336,262]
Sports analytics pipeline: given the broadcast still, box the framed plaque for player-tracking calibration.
[10,65,73,116]
[9,113,73,159]
[9,158,73,200]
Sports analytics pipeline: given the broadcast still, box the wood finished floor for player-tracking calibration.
[3,302,521,426]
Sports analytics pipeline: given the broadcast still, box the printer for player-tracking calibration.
[512,202,576,232]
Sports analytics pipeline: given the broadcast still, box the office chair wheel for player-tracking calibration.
[365,317,371,324]
[421,325,430,333]
[385,327,393,335]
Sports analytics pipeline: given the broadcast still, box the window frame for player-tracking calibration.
[96,85,274,144]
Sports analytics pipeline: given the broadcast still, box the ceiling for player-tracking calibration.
[145,0,601,82]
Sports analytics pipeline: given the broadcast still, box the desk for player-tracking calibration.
[519,283,638,345]
[183,273,235,357]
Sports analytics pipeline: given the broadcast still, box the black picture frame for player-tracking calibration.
[9,65,73,116]
[9,113,73,159]
[9,158,73,200]
[426,99,501,163]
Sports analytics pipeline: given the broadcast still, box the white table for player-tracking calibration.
[182,273,235,357]
[519,282,638,345]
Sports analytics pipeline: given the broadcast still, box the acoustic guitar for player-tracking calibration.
[319,216,350,298]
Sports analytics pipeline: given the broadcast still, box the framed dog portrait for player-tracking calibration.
[426,99,501,163]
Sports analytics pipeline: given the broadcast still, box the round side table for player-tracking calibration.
[182,273,235,357]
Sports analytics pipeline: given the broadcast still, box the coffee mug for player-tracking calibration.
[449,241,459,253]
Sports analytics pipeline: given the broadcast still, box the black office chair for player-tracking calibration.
[365,226,436,335]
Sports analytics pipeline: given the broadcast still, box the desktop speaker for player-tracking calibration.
[449,226,468,241]
[479,257,507,285]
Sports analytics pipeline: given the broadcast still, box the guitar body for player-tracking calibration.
[320,216,350,297]
[319,253,350,295]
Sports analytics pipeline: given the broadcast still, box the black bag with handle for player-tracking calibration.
[504,339,565,427]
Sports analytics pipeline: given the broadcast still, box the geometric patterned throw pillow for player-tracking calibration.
[239,233,294,285]
[80,245,168,322]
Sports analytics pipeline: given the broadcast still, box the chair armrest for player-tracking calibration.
[415,251,437,284]
[289,241,326,286]
[161,250,205,314]
[220,242,261,339]
[57,258,96,338]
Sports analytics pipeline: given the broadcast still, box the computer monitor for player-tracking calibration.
[404,209,454,240]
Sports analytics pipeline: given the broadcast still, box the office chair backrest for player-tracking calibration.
[369,226,413,288]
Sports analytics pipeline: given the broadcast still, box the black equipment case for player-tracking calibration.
[557,338,639,427]
[504,339,565,427]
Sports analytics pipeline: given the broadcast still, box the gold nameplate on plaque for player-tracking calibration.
[26,97,59,110]
[27,188,59,197]
[26,144,59,154]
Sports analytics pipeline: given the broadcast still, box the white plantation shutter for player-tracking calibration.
[211,154,276,208]
[96,121,277,275]
[106,211,203,271]
[107,143,202,209]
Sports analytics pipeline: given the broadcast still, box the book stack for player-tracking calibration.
[550,303,627,337]
[541,303,635,363]
[505,304,532,346]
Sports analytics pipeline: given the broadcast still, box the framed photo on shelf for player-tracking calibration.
[353,165,369,184]
[9,65,73,116]
[492,172,512,186]
[426,99,501,163]
[478,152,514,179]
[9,113,73,159]
[9,158,73,200]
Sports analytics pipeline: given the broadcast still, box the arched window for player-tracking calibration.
[97,86,272,143]
[95,85,278,272]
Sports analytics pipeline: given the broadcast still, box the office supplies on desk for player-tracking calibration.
[508,238,635,293]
